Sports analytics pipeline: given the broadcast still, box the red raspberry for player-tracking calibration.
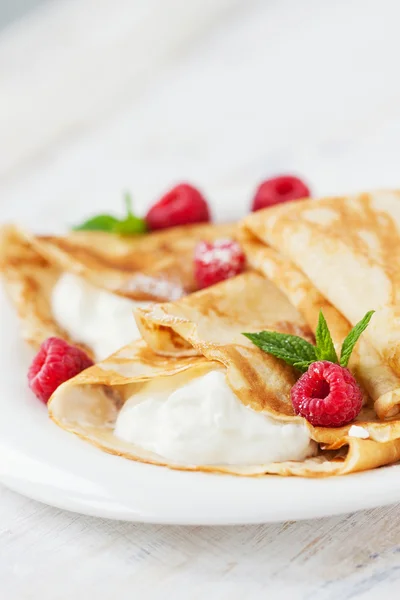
[28,337,93,404]
[291,361,362,427]
[251,175,310,211]
[194,238,245,289]
[146,183,211,230]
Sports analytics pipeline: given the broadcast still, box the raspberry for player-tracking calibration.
[146,183,211,230]
[291,361,362,427]
[28,337,93,404]
[251,175,310,211]
[194,238,246,289]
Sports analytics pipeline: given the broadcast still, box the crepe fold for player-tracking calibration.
[49,271,400,476]
[243,191,400,420]
[0,222,235,356]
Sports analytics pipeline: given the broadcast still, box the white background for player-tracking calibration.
[1,0,400,597]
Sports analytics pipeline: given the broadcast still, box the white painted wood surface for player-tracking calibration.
[1,0,400,597]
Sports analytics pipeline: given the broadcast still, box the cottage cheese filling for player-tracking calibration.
[114,370,315,465]
[51,273,149,360]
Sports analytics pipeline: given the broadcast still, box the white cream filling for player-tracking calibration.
[51,273,149,360]
[114,370,315,466]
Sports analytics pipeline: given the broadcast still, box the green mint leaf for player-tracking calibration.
[112,194,147,234]
[245,331,317,361]
[243,331,317,372]
[340,310,375,367]
[315,310,339,363]
[73,215,119,232]
[72,193,148,235]
[111,215,147,235]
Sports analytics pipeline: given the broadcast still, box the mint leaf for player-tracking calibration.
[340,310,375,367]
[73,193,147,235]
[112,215,147,234]
[244,331,317,361]
[315,310,339,363]
[243,331,317,373]
[73,215,119,232]
[112,194,147,235]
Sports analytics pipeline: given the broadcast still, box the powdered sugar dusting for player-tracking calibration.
[199,247,237,265]
[123,274,185,301]
[197,238,242,264]
[194,238,245,289]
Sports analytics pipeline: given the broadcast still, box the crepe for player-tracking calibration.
[0,222,235,357]
[49,272,400,476]
[243,190,400,418]
[27,222,235,300]
[240,230,400,420]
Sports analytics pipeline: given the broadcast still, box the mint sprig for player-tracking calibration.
[243,310,374,373]
[73,194,147,235]
[315,311,339,363]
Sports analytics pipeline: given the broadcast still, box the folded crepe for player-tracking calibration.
[243,190,400,420]
[49,271,400,476]
[26,222,235,299]
[0,222,235,359]
[240,230,400,421]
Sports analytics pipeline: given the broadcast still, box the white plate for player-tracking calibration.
[2,289,400,524]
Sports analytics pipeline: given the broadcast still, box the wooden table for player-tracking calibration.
[1,1,400,597]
